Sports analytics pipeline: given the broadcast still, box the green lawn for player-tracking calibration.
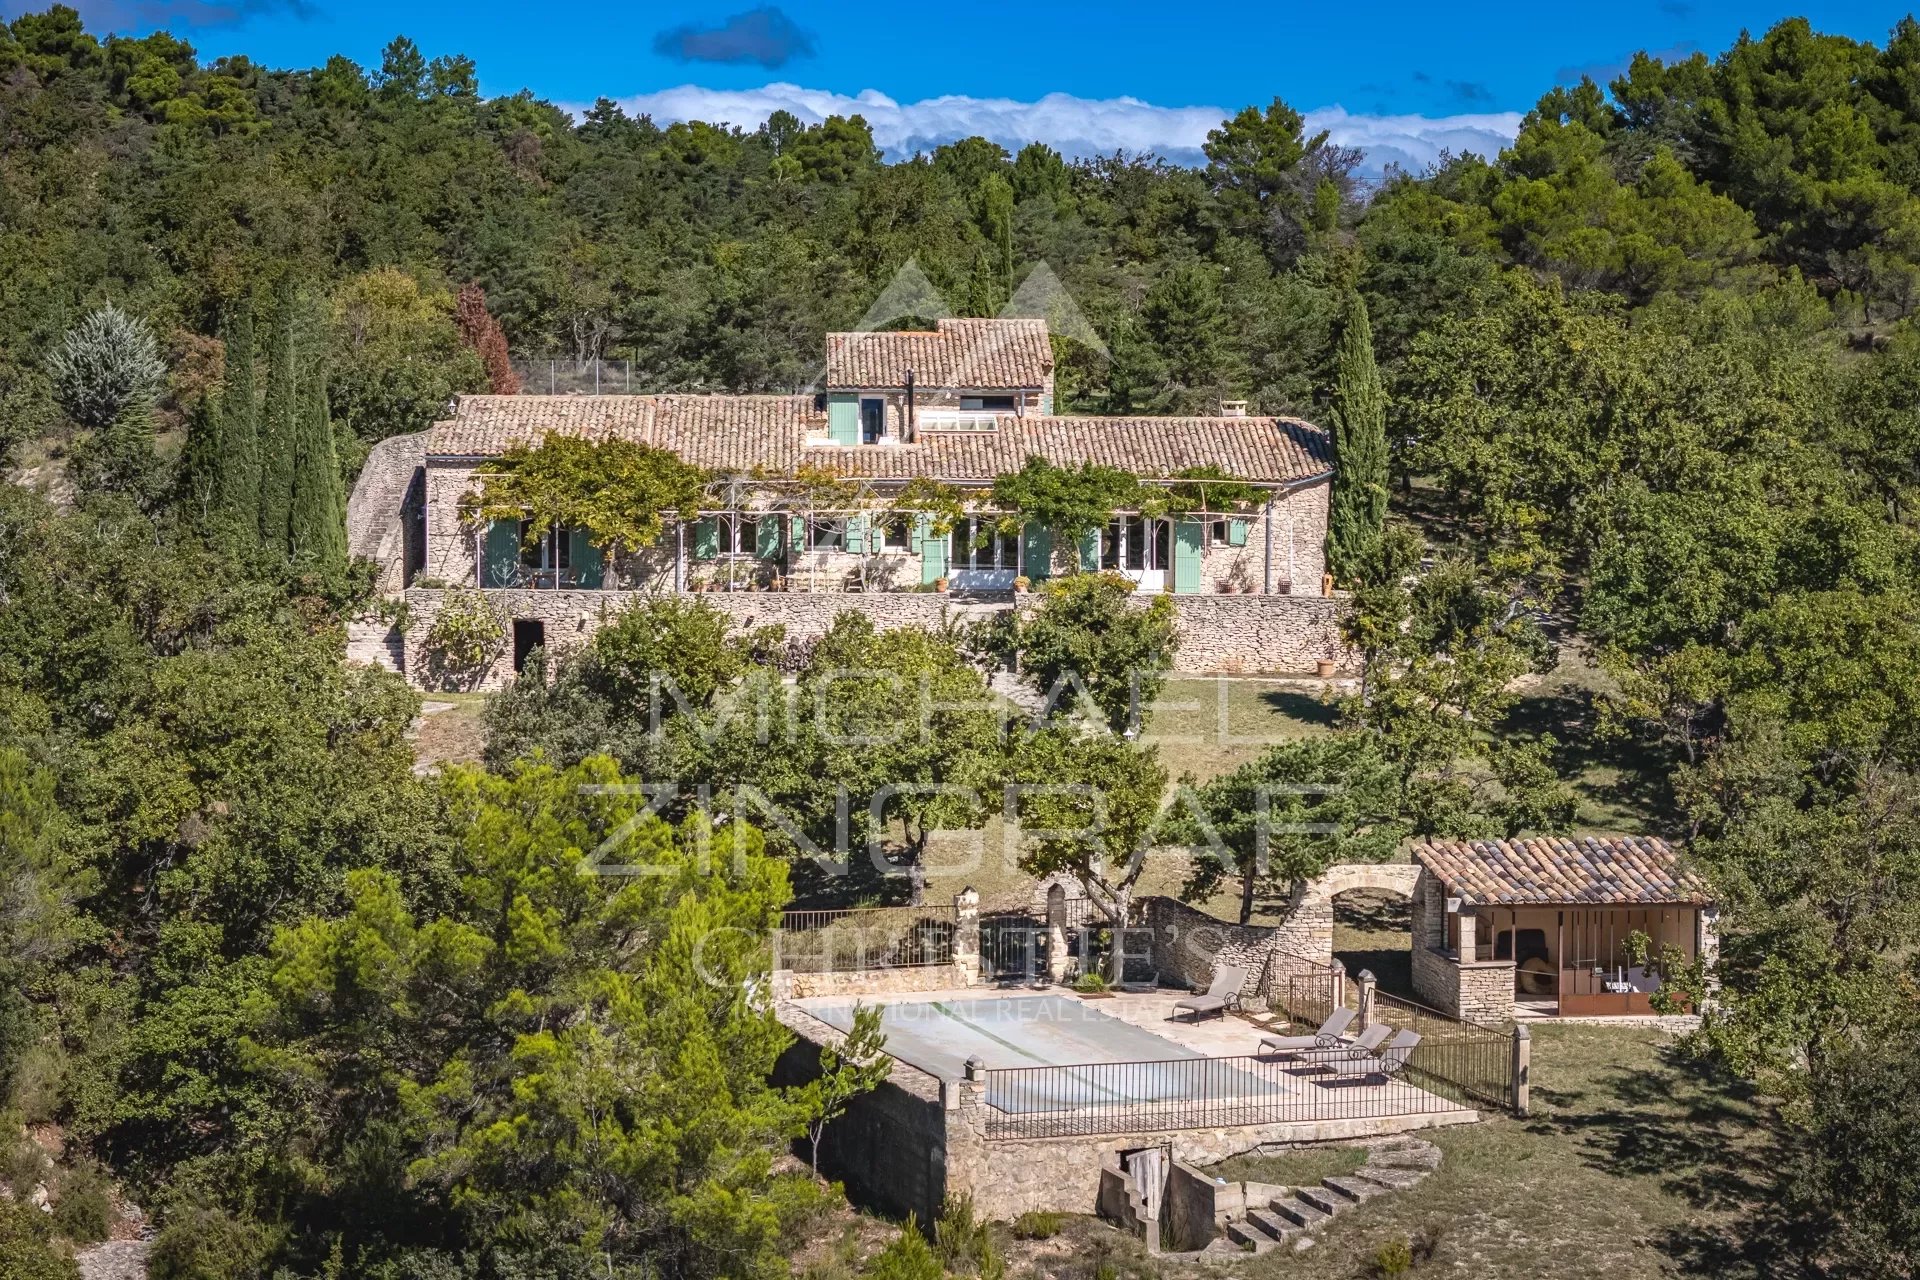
[1233,1026,1788,1279]
[1140,675,1337,784]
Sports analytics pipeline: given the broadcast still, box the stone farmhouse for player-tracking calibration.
[348,317,1350,688]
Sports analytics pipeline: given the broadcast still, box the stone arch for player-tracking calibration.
[1270,863,1423,969]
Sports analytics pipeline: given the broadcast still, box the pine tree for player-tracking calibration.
[216,298,260,532]
[288,353,347,573]
[1325,293,1389,583]
[257,281,300,553]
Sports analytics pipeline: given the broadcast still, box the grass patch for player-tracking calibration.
[1142,675,1335,785]
[1236,1026,1788,1279]
[1208,1144,1368,1188]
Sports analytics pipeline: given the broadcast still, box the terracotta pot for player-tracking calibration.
[935,578,949,593]
[1316,659,1337,679]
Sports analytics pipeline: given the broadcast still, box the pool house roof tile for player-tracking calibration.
[1411,836,1712,907]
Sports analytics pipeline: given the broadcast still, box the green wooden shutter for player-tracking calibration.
[1022,524,1053,580]
[483,519,519,587]
[692,517,720,560]
[1227,518,1249,547]
[569,527,604,588]
[871,517,887,553]
[909,514,927,553]
[827,394,859,446]
[789,514,806,555]
[1173,519,1204,594]
[846,515,866,553]
[1077,527,1101,572]
[920,518,947,584]
[756,516,783,559]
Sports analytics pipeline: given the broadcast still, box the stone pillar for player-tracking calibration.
[1511,1025,1531,1116]
[1356,969,1377,1031]
[1046,884,1071,983]
[954,887,981,986]
[1329,958,1347,1016]
[1456,909,1477,961]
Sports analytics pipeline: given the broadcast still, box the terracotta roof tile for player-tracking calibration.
[425,398,1332,486]
[825,318,1053,389]
[1411,835,1712,907]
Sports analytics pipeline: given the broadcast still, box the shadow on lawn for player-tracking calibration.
[1529,1039,1822,1276]
[1258,689,1339,729]
[1501,685,1679,830]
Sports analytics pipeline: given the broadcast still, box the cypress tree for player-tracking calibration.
[176,397,222,528]
[215,298,259,532]
[1324,293,1389,583]
[288,353,347,573]
[256,280,299,553]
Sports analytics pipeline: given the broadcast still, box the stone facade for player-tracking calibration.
[399,586,1354,691]
[414,455,1330,598]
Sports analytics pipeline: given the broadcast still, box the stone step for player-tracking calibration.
[1368,1140,1442,1170]
[1270,1196,1330,1229]
[1355,1166,1427,1192]
[1297,1185,1347,1216]
[1321,1174,1387,1203]
[1225,1220,1278,1254]
[1245,1207,1297,1240]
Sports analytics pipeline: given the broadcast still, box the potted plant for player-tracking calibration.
[934,576,949,594]
[1315,658,1337,678]
[1012,575,1031,594]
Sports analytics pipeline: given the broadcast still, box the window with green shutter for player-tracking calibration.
[756,516,784,559]
[1172,519,1204,593]
[1078,528,1101,572]
[692,517,720,560]
[568,527,604,588]
[1022,524,1053,579]
[827,394,859,446]
[482,519,520,587]
[1228,518,1249,547]
[920,517,947,584]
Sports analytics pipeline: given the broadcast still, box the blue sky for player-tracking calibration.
[15,1,1918,172]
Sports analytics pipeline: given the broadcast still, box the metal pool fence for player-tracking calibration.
[980,1049,1479,1140]
[1272,972,1519,1115]
[775,905,958,973]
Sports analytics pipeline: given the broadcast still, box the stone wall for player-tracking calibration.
[772,963,970,1001]
[348,432,425,593]
[399,587,1353,691]
[775,1007,948,1223]
[940,1076,1474,1220]
[1409,945,1516,1024]
[1140,896,1338,1007]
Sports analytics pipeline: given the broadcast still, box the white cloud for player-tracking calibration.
[581,83,1522,178]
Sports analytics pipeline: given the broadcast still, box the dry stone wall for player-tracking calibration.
[400,587,1353,691]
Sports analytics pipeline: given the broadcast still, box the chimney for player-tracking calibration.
[1220,400,1248,417]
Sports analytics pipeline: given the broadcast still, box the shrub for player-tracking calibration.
[1072,971,1109,993]
[1010,1210,1062,1240]
[0,1198,78,1280]
[147,1206,275,1280]
[51,1160,112,1244]
[932,1194,1002,1276]
[1371,1237,1414,1277]
[861,1216,944,1280]
[417,587,505,691]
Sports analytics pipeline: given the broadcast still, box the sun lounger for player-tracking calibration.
[1318,1028,1421,1082]
[1257,1007,1356,1055]
[1171,964,1247,1021]
[1290,1021,1391,1065]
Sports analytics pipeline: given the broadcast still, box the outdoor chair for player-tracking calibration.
[1257,1007,1356,1056]
[1277,1020,1391,1065]
[1171,964,1248,1021]
[1319,1028,1422,1083]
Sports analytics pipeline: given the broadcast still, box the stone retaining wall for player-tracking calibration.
[773,962,970,1000]
[399,587,1353,691]
[1410,945,1516,1023]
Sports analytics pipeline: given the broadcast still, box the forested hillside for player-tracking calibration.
[5,4,1920,1278]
